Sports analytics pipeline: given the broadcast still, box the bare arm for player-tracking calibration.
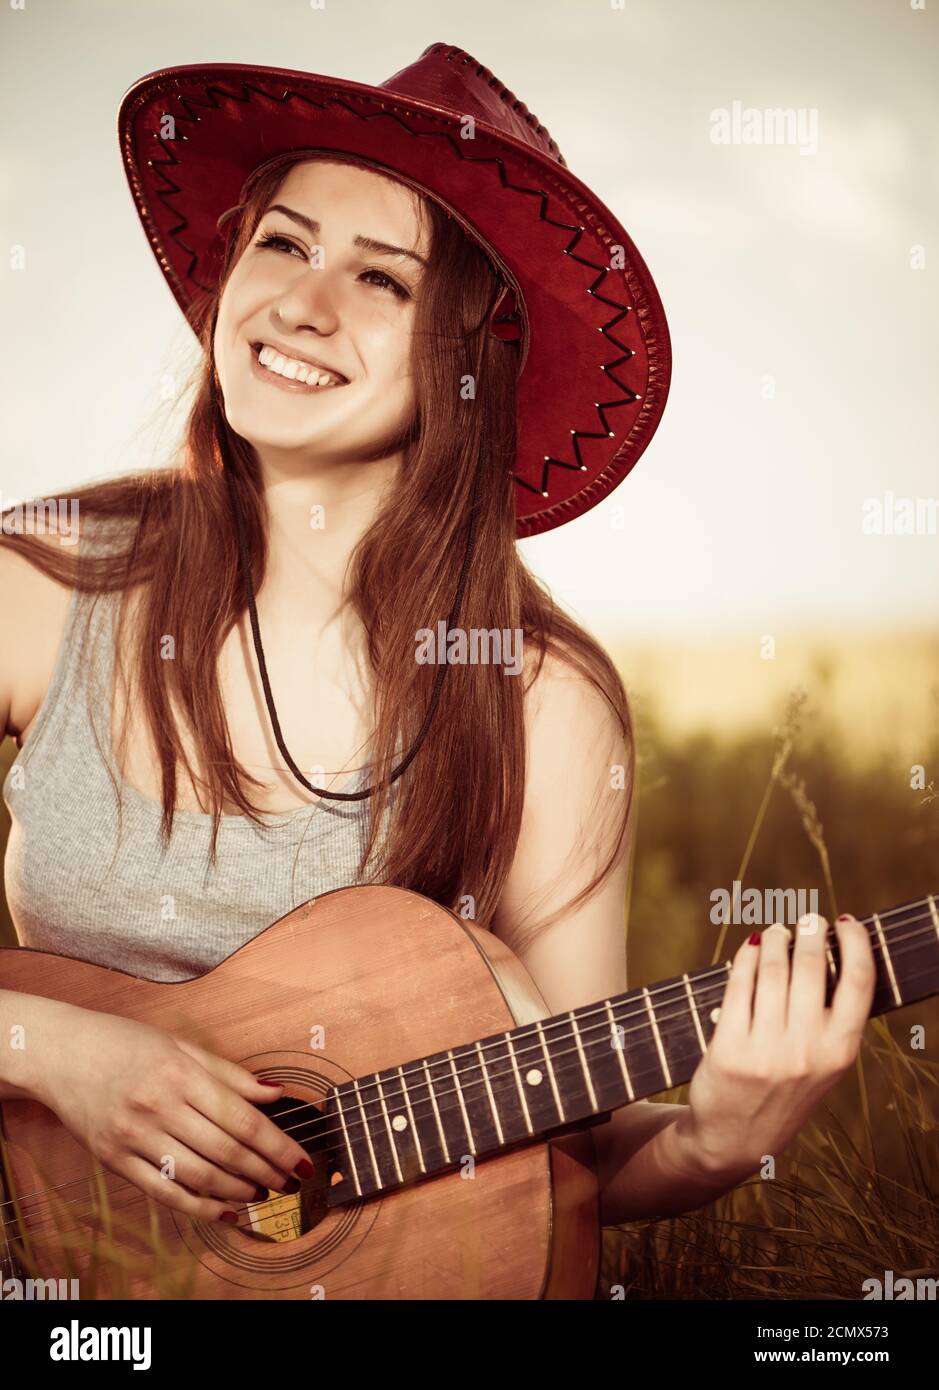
[0,542,84,1098]
[0,988,77,1102]
[491,651,701,1224]
[0,537,78,745]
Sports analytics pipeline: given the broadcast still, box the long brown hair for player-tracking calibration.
[1,153,634,950]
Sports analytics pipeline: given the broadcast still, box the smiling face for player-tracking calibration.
[214,158,431,465]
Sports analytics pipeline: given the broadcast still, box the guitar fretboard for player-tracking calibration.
[313,892,939,1206]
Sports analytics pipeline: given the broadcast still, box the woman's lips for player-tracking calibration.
[248,343,348,394]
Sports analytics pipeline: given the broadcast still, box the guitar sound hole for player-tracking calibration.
[243,1092,332,1244]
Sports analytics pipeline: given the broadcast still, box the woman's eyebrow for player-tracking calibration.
[264,203,428,269]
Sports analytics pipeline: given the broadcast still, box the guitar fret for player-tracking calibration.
[388,1056,447,1178]
[332,1086,364,1198]
[642,987,672,1089]
[682,974,707,1056]
[351,1077,384,1190]
[504,1031,534,1134]
[868,898,939,1014]
[482,1034,544,1140]
[446,1049,476,1154]
[374,1073,404,1186]
[437,1051,475,1159]
[422,1058,451,1163]
[687,965,729,1052]
[872,912,902,1007]
[449,1042,505,1154]
[372,1066,423,1185]
[605,999,635,1101]
[535,1020,566,1123]
[607,991,667,1103]
[397,1064,426,1175]
[569,1009,600,1111]
[540,1015,594,1118]
[474,1041,505,1147]
[583,999,637,1111]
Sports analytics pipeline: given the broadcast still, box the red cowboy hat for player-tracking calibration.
[119,41,671,538]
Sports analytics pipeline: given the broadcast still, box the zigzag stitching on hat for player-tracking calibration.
[503,237,640,496]
[136,77,654,517]
[516,236,643,497]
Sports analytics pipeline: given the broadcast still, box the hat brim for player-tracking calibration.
[119,62,671,538]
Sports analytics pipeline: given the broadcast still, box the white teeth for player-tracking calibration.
[256,344,341,388]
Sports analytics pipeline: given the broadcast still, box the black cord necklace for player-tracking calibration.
[222,458,482,802]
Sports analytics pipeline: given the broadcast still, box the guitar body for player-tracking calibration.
[0,885,601,1300]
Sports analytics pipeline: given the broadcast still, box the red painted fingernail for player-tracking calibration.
[258,1079,283,1087]
[252,1185,268,1202]
[748,932,761,945]
[281,1177,301,1195]
[219,1210,239,1224]
[836,914,853,923]
[295,1159,315,1180]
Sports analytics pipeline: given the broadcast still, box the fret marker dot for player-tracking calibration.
[392,1115,408,1132]
[710,1008,721,1024]
[525,1068,543,1086]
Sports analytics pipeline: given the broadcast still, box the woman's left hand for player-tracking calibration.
[675,913,877,1178]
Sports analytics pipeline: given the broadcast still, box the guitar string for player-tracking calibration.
[2,917,936,1239]
[6,928,936,1245]
[257,907,931,1130]
[1,909,935,1226]
[2,911,935,1225]
[132,905,939,1147]
[162,912,939,1149]
[4,1024,709,1243]
[3,937,936,1247]
[45,893,934,1157]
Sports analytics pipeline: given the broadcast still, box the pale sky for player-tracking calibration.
[1,0,936,640]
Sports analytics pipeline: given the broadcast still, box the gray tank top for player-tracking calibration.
[2,525,394,982]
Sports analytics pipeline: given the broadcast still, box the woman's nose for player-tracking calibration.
[273,267,341,334]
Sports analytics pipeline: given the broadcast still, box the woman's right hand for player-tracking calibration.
[34,1004,312,1222]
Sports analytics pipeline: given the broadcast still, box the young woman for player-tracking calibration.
[0,45,875,1240]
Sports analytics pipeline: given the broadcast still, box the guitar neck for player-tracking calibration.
[321,892,939,1205]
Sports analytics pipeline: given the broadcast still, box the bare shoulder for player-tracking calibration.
[521,641,623,755]
[0,527,83,744]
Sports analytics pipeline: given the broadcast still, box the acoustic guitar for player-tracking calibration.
[0,883,935,1299]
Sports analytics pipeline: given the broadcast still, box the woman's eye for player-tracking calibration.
[254,232,306,259]
[254,234,410,301]
[360,269,410,301]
